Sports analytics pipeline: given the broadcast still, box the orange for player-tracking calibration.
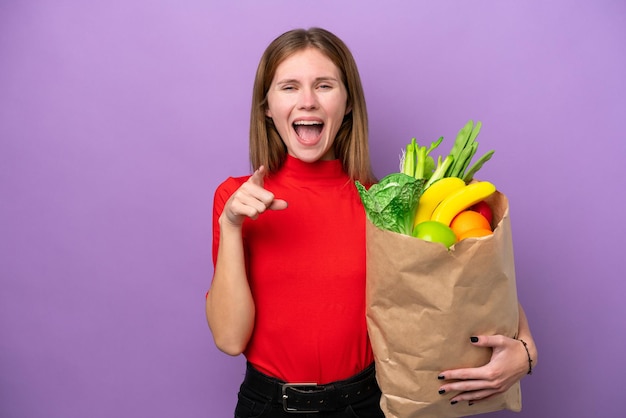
[450,210,492,240]
[458,227,493,240]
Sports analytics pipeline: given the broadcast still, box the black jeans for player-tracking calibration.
[234,364,385,418]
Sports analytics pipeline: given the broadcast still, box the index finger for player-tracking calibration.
[439,364,489,382]
[248,165,267,187]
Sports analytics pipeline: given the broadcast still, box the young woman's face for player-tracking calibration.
[265,48,350,162]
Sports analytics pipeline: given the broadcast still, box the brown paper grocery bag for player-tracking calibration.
[366,191,522,418]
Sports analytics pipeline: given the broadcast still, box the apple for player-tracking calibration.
[412,221,457,248]
[470,200,493,226]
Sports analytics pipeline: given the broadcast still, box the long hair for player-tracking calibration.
[249,27,376,184]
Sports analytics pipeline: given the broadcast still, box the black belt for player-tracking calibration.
[243,362,380,413]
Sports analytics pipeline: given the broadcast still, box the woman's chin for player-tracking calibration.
[287,141,335,162]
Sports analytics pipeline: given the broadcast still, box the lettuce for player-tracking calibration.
[356,173,426,236]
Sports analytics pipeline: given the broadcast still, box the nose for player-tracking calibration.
[298,88,318,110]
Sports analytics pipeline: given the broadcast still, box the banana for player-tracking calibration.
[413,177,466,227]
[430,181,497,226]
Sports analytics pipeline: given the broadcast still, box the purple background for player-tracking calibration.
[1,1,624,417]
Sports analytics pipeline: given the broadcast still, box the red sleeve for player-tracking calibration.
[211,176,249,267]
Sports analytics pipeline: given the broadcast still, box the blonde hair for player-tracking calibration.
[249,27,376,184]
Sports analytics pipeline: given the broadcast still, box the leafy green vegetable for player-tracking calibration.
[400,137,443,180]
[356,173,426,236]
[444,120,494,181]
[401,139,416,178]
[424,155,454,189]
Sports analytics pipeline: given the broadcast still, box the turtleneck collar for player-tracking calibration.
[275,154,348,182]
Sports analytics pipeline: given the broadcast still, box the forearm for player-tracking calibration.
[206,219,255,356]
[516,303,538,371]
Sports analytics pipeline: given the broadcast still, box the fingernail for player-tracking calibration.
[450,400,458,405]
[470,336,479,343]
[437,375,445,380]
[438,389,446,395]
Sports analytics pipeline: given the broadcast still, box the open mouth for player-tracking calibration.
[293,120,324,142]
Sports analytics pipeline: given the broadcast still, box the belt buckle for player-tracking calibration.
[282,382,321,413]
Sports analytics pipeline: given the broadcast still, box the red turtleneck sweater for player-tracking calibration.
[211,156,374,384]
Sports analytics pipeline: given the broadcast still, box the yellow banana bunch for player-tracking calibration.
[413,177,466,227]
[430,181,496,226]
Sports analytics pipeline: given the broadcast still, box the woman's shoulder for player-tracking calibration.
[213,174,250,204]
[214,175,250,198]
[217,175,250,190]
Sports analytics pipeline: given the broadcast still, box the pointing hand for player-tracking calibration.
[221,166,288,227]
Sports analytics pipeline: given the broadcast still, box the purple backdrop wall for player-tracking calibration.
[1,1,624,417]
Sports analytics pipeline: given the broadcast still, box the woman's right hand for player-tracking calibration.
[208,165,287,355]
[221,165,288,227]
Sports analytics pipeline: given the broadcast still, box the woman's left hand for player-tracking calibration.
[437,335,530,405]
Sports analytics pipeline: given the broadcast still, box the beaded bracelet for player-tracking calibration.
[518,339,533,375]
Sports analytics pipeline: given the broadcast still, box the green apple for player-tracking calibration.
[412,221,457,248]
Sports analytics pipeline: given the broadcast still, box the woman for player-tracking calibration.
[206,27,537,418]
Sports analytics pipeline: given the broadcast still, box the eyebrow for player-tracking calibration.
[275,76,340,85]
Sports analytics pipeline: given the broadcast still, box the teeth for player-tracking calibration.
[293,120,323,125]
